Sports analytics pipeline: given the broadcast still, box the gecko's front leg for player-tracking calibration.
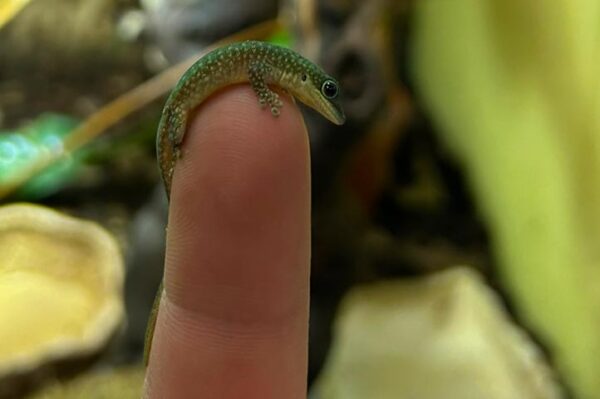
[248,62,283,117]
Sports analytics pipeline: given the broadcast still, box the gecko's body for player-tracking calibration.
[146,40,345,365]
[157,40,345,195]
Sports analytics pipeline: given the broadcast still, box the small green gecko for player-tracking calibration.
[145,40,345,366]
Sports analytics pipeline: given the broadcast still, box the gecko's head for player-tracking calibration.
[292,67,346,125]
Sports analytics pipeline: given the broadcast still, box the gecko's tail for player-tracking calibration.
[143,281,163,367]
[156,114,174,199]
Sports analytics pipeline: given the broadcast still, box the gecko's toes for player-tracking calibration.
[270,106,281,117]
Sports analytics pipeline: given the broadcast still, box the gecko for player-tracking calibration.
[145,40,346,366]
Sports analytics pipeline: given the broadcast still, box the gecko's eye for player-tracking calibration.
[321,80,339,99]
[301,73,307,82]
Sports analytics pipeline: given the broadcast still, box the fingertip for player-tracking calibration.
[166,85,311,313]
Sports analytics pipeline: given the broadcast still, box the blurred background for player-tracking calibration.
[0,0,598,398]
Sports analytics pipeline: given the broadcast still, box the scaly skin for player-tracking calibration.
[156,40,345,196]
[145,40,345,365]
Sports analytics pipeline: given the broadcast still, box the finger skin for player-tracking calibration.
[144,86,311,399]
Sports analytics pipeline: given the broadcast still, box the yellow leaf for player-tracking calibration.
[0,0,32,29]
